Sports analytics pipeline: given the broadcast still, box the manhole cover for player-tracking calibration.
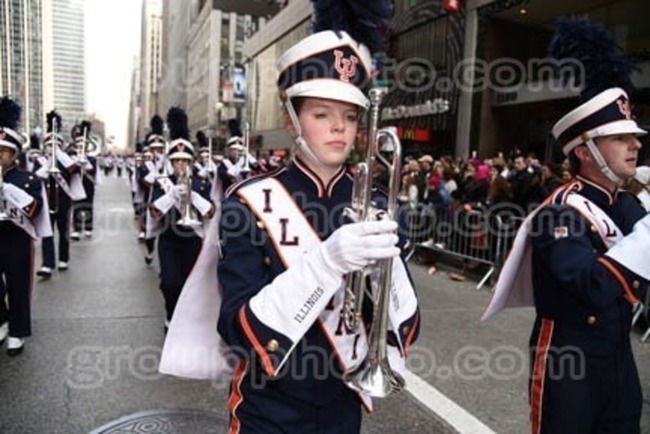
[89,409,229,434]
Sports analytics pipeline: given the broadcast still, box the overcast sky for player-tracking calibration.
[85,0,142,149]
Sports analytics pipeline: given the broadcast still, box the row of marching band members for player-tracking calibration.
[0,98,100,356]
[125,107,277,331]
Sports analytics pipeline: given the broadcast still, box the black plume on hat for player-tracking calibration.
[312,0,393,53]
[29,134,40,149]
[196,130,208,148]
[150,114,164,135]
[0,97,21,131]
[547,16,636,102]
[46,110,62,133]
[166,107,190,141]
[227,119,242,138]
[80,120,92,134]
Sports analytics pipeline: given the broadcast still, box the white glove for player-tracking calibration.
[170,183,189,201]
[605,212,650,280]
[319,220,400,275]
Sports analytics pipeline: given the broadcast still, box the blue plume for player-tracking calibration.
[166,107,190,141]
[0,97,21,131]
[311,0,393,53]
[547,16,636,101]
[150,114,164,135]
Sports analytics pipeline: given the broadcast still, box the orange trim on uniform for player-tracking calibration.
[228,360,248,434]
[237,305,276,376]
[530,318,554,434]
[597,257,639,305]
[403,312,420,355]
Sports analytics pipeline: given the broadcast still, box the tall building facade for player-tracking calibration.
[0,0,44,135]
[158,0,191,113]
[138,0,163,140]
[185,0,277,146]
[45,0,86,137]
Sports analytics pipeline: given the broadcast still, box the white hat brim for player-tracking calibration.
[286,79,369,110]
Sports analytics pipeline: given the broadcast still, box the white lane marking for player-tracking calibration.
[405,370,497,434]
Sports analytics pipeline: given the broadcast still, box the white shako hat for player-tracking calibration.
[276,30,372,110]
[552,87,646,156]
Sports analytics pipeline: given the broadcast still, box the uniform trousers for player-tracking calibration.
[42,195,72,267]
[0,223,34,337]
[530,321,641,434]
[72,184,95,232]
[157,232,201,321]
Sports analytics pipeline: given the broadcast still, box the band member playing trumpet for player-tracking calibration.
[0,97,48,355]
[149,107,214,331]
[34,111,85,278]
[217,7,419,431]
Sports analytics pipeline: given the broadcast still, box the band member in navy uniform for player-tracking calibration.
[0,97,47,355]
[217,5,420,431]
[70,121,99,240]
[483,17,648,434]
[149,107,214,330]
[35,111,85,278]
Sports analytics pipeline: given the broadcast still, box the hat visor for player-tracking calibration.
[286,79,369,110]
[0,141,19,152]
[168,151,193,160]
[563,120,648,155]
[228,144,244,151]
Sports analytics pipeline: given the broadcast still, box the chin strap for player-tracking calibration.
[583,134,623,185]
[284,99,328,169]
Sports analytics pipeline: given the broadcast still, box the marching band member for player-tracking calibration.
[0,97,50,355]
[217,5,419,431]
[149,107,214,330]
[35,111,85,278]
[194,130,222,202]
[483,17,648,433]
[70,121,99,240]
[139,115,166,263]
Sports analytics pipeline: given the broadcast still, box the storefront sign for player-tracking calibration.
[381,99,450,120]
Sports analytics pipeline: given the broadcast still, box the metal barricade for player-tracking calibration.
[632,288,650,343]
[408,202,523,290]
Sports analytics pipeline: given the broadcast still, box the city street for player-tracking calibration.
[0,176,648,433]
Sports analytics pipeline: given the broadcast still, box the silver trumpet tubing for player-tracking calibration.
[241,122,252,175]
[0,165,9,221]
[47,131,61,175]
[176,168,201,227]
[343,87,405,398]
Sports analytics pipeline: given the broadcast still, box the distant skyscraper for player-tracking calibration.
[44,0,86,137]
[138,0,162,140]
[0,0,44,135]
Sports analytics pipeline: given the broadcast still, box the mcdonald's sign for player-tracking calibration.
[397,128,431,142]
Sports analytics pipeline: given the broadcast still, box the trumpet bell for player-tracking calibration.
[176,216,202,227]
[345,358,405,398]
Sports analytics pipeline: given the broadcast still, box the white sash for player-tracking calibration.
[482,191,624,320]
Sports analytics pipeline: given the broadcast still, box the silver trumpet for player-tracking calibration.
[343,87,405,397]
[176,168,201,227]
[0,165,9,221]
[47,131,61,174]
[240,122,252,175]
